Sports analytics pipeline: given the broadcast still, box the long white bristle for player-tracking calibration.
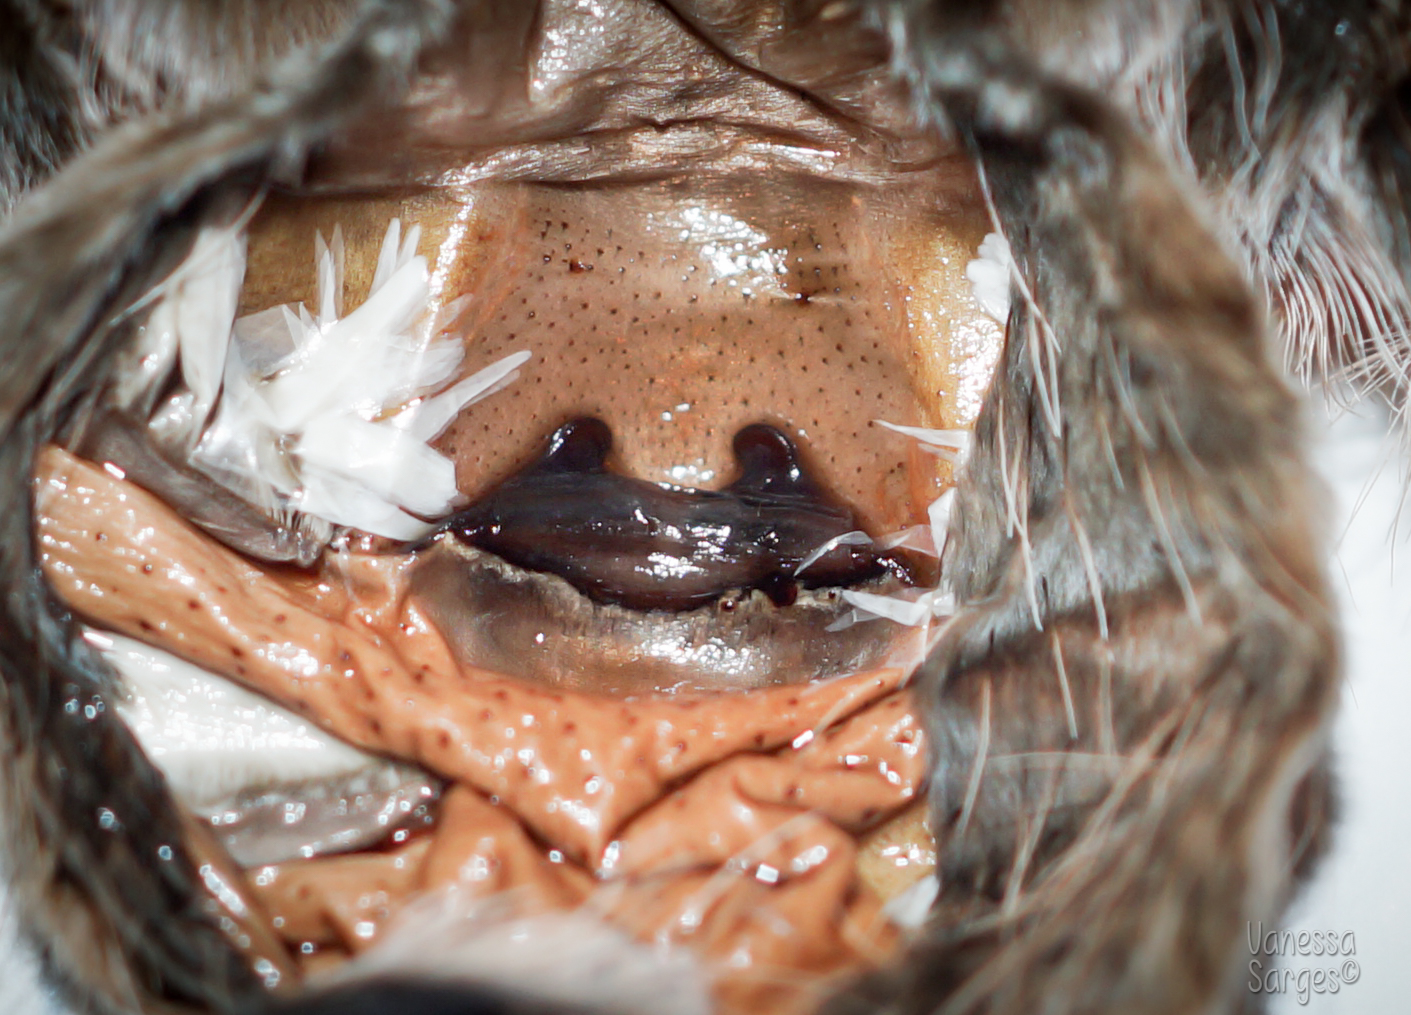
[832,229,1005,631]
[793,530,872,577]
[167,218,530,541]
[966,231,1014,324]
[881,874,939,928]
[875,418,972,467]
[836,587,954,628]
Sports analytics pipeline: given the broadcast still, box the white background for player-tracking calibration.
[1268,398,1411,1015]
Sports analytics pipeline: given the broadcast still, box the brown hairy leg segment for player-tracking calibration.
[830,11,1338,1014]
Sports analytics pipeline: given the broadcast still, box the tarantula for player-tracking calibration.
[1,2,1406,1013]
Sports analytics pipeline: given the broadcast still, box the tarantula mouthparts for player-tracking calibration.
[3,1,1405,1014]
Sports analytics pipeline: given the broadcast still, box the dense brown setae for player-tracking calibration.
[1,1,1405,1014]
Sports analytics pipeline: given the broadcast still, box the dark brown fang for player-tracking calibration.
[425,418,904,612]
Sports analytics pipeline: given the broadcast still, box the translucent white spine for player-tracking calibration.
[161,218,531,541]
